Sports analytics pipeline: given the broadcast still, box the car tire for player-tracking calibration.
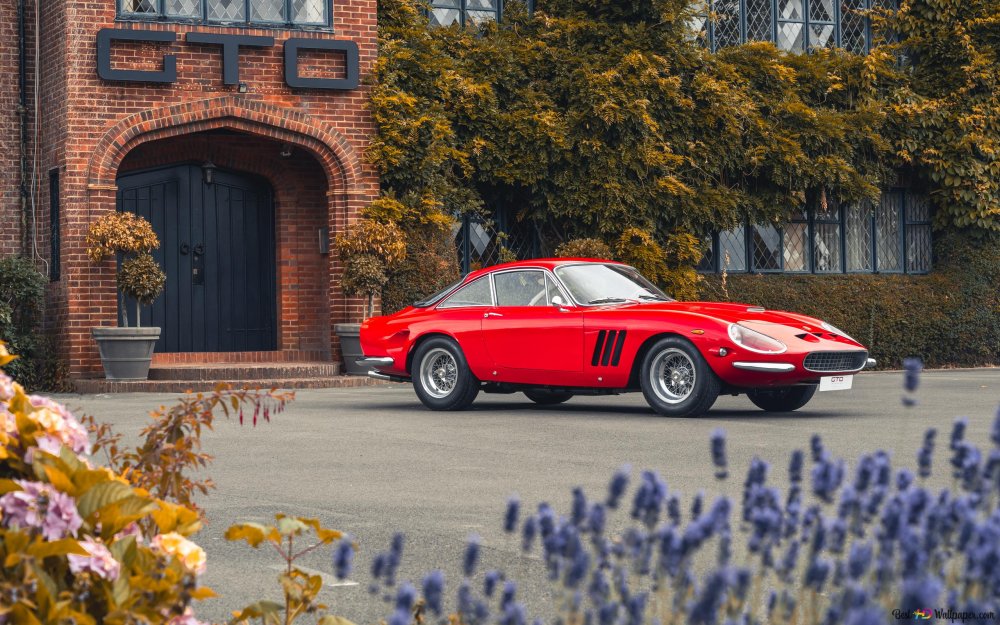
[411,337,480,411]
[523,389,574,405]
[747,385,817,412]
[639,336,720,417]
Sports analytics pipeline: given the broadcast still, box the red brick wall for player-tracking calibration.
[26,0,378,377]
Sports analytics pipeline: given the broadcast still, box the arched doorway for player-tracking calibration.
[117,163,277,353]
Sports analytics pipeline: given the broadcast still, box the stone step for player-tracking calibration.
[148,362,340,381]
[74,375,393,394]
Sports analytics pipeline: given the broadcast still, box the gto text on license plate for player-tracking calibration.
[819,375,853,392]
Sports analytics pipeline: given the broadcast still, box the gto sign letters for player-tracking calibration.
[97,28,359,90]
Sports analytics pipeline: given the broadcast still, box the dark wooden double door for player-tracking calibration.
[117,164,277,353]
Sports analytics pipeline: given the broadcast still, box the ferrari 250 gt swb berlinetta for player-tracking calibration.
[358,259,874,417]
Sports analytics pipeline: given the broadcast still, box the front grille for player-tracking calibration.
[804,351,868,373]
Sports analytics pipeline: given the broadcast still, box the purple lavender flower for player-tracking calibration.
[804,558,831,591]
[688,570,727,625]
[951,417,968,451]
[463,535,480,578]
[710,429,727,479]
[742,458,769,523]
[778,540,800,582]
[504,496,520,533]
[395,582,417,612]
[385,533,404,585]
[333,538,354,580]
[388,608,409,625]
[422,571,445,615]
[843,606,884,625]
[500,603,526,625]
[0,480,83,541]
[810,435,824,463]
[500,580,517,609]
[371,553,387,581]
[732,568,751,602]
[902,357,922,406]
[790,450,804,484]
[522,516,537,552]
[457,581,474,618]
[607,465,630,509]
[631,470,668,529]
[691,491,704,520]
[717,530,732,566]
[991,405,1000,447]
[667,495,680,526]
[484,570,501,597]
[848,541,873,580]
[918,428,936,479]
[828,519,847,554]
[625,592,647,625]
[537,503,556,538]
[900,576,941,611]
[598,602,619,625]
[811,455,844,504]
[566,549,590,589]
[588,503,606,536]
[588,569,610,605]
[896,469,914,492]
[572,487,588,527]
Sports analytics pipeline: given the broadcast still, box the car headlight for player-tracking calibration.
[821,321,858,343]
[728,323,787,354]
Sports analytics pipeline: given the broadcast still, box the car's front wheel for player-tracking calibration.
[747,385,817,412]
[412,337,480,411]
[639,336,720,417]
[523,389,573,405]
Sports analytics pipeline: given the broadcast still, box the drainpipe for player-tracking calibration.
[17,0,29,256]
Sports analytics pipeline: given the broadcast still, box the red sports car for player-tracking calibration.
[358,259,874,417]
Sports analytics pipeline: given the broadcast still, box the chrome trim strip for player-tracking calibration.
[732,361,796,372]
[802,351,869,373]
[356,356,394,367]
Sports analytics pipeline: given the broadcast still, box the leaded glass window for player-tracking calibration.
[117,0,332,27]
[719,227,747,272]
[698,188,930,275]
[429,0,500,27]
[845,200,874,271]
[694,0,890,53]
[752,224,782,271]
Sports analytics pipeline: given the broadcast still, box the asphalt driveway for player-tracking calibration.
[56,368,999,623]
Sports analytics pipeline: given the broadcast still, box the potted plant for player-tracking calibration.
[334,219,406,374]
[86,212,167,380]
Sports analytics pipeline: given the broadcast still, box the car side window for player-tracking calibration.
[438,276,493,308]
[494,270,548,307]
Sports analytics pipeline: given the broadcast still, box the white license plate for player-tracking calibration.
[819,375,853,391]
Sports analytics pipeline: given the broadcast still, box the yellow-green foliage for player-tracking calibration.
[0,344,215,624]
[699,232,1000,367]
[554,238,613,259]
[335,220,407,268]
[85,212,161,263]
[118,252,167,306]
[381,223,461,315]
[614,228,669,284]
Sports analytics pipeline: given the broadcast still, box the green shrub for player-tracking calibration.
[698,231,1000,368]
[0,256,67,391]
[555,238,614,259]
[382,223,462,315]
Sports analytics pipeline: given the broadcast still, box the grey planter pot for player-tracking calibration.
[334,323,367,375]
[91,327,161,380]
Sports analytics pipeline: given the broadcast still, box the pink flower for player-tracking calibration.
[0,480,83,540]
[0,371,17,401]
[27,396,91,456]
[68,538,120,581]
[166,607,210,625]
[24,434,64,463]
[152,532,207,575]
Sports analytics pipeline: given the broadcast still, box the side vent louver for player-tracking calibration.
[592,330,627,367]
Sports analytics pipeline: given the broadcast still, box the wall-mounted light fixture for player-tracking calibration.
[237,82,249,93]
[279,144,293,158]
[202,161,217,185]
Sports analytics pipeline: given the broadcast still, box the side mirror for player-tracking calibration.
[552,295,567,307]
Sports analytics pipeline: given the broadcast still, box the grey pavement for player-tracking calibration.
[56,368,999,623]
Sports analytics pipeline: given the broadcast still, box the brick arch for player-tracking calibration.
[86,96,360,192]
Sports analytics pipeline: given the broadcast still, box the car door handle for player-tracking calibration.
[484,312,503,318]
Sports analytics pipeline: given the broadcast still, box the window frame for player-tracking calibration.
[49,169,60,282]
[697,187,931,276]
[116,0,334,31]
[437,275,495,309]
[428,0,503,28]
[702,0,890,53]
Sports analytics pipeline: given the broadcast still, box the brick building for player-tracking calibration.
[1,0,379,387]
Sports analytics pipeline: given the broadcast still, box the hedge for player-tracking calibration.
[697,231,1000,369]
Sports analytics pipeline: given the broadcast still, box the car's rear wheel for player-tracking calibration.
[412,337,480,411]
[747,385,817,412]
[523,389,573,405]
[639,336,720,417]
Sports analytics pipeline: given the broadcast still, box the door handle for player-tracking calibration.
[193,243,204,255]
[180,243,190,255]
[484,312,503,318]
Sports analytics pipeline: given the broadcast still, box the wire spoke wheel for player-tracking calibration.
[420,348,458,399]
[650,348,697,404]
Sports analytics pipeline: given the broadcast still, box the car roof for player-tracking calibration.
[463,258,626,282]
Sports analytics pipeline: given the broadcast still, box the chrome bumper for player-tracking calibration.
[732,362,796,373]
[355,356,394,368]
[368,370,408,383]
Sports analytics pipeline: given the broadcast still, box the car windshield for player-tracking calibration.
[412,277,466,308]
[554,263,673,305]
